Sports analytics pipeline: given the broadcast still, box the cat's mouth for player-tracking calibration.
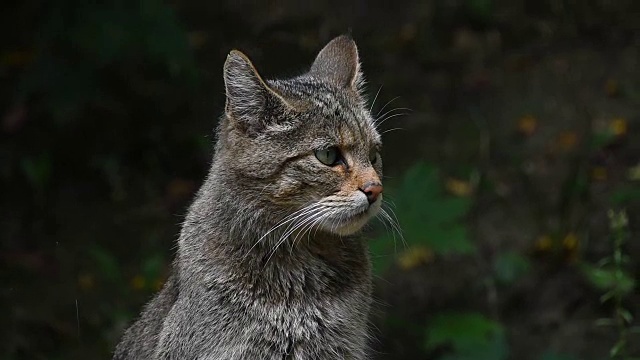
[319,196,382,236]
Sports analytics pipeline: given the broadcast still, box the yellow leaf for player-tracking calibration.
[556,131,579,151]
[534,235,553,252]
[562,232,580,263]
[131,275,146,290]
[609,118,627,137]
[518,115,537,136]
[628,163,640,181]
[445,178,473,197]
[592,166,607,181]
[398,246,434,270]
[562,232,579,251]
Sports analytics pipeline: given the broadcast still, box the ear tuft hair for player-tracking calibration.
[223,50,291,133]
[309,35,364,92]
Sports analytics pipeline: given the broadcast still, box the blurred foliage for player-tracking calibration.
[371,163,473,273]
[611,185,640,206]
[90,246,123,283]
[539,353,580,360]
[584,210,638,360]
[425,312,507,360]
[20,0,197,113]
[492,251,531,285]
[2,0,198,358]
[3,0,202,207]
[20,154,52,201]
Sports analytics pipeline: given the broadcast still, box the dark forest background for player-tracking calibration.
[2,0,640,359]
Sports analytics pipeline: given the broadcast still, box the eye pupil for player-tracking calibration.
[315,147,340,166]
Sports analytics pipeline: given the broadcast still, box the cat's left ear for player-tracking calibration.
[310,35,364,93]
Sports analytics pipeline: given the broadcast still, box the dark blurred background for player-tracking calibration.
[2,0,640,359]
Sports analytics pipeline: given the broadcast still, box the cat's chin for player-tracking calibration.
[320,198,382,236]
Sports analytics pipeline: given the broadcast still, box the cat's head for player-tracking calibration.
[218,35,382,236]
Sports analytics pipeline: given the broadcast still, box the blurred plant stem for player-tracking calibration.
[605,210,634,360]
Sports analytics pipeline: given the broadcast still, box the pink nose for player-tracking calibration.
[360,182,383,204]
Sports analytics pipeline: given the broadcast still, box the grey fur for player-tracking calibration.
[113,35,383,360]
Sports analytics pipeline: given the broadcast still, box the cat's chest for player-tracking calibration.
[233,263,369,337]
[243,289,368,358]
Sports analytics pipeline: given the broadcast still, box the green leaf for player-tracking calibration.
[89,246,121,282]
[142,253,165,280]
[591,130,616,150]
[610,185,640,205]
[439,332,507,360]
[371,162,474,274]
[539,351,579,360]
[425,312,504,355]
[20,154,52,194]
[466,0,493,22]
[493,252,531,284]
[594,318,616,327]
[610,339,625,357]
[422,197,471,225]
[618,308,633,324]
[424,226,475,254]
[581,264,635,295]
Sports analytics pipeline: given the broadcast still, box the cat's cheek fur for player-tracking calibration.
[271,176,311,204]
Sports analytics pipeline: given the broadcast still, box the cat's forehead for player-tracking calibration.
[270,77,353,107]
[270,77,378,139]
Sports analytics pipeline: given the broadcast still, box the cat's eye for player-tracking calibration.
[315,147,341,166]
[369,149,379,164]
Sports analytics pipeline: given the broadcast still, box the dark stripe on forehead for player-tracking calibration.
[334,94,369,149]
[351,105,368,146]
[273,76,374,146]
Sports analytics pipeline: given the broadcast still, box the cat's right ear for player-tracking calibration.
[223,50,291,133]
[310,35,364,92]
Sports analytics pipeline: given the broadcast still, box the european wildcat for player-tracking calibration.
[113,35,384,360]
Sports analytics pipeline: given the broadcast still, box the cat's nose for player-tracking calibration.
[360,182,383,205]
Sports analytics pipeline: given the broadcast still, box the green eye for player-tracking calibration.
[315,147,340,166]
[369,149,378,164]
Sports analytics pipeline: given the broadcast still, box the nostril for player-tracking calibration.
[364,190,375,203]
[360,182,383,205]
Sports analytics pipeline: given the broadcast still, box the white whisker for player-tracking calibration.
[381,205,405,249]
[264,207,327,267]
[381,127,405,135]
[369,85,383,113]
[375,96,400,118]
[377,209,397,253]
[243,203,322,259]
[375,107,411,124]
[381,195,398,209]
[375,112,411,127]
[280,206,325,246]
[292,207,332,250]
[290,207,328,250]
